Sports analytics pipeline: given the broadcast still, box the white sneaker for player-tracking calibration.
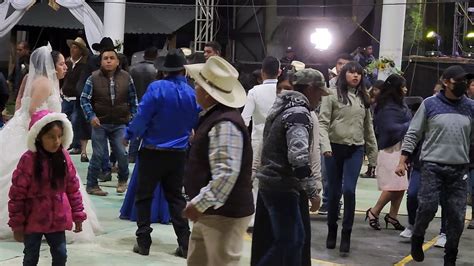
[434,233,446,248]
[399,226,413,240]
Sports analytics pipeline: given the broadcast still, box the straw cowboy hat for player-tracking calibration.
[291,60,306,71]
[27,110,73,152]
[185,56,246,108]
[66,37,88,55]
[180,47,192,57]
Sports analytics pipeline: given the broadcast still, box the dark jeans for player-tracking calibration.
[414,162,468,257]
[23,231,67,266]
[135,148,190,249]
[469,169,474,195]
[324,144,364,231]
[256,190,305,266]
[251,191,311,266]
[407,168,447,234]
[87,124,129,188]
[128,139,141,161]
[61,100,80,149]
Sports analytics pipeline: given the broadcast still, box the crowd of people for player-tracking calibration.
[0,36,473,266]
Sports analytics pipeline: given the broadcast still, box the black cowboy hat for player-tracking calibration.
[91,37,119,52]
[158,49,186,72]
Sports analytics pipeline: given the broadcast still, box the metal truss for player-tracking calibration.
[452,1,471,55]
[194,0,216,52]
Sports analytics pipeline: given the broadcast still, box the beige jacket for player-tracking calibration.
[319,88,378,166]
[310,112,323,195]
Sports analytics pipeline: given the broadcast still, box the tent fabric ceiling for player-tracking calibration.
[17,3,195,34]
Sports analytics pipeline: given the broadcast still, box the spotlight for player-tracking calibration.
[310,28,332,51]
[425,31,442,57]
[462,32,474,58]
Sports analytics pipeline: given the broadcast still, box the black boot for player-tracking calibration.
[411,235,424,262]
[444,248,458,266]
[326,225,338,249]
[339,229,351,256]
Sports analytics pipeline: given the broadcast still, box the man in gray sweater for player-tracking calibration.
[396,65,474,266]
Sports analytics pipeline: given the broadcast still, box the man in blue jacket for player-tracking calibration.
[124,49,201,258]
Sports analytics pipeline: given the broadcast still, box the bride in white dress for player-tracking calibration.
[0,44,101,242]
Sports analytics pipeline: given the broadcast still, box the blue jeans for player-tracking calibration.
[407,168,447,234]
[257,190,304,266]
[23,231,67,266]
[61,100,80,149]
[324,144,364,231]
[87,124,129,188]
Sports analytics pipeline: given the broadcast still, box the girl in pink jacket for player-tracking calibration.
[8,110,87,266]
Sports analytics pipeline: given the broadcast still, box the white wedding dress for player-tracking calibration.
[0,45,101,242]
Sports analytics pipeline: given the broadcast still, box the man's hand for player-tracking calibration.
[183,203,203,222]
[91,117,101,128]
[13,231,24,242]
[323,151,333,157]
[395,154,409,177]
[309,196,321,212]
[73,221,83,233]
[395,163,407,177]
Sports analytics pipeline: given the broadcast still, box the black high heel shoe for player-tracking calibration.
[365,208,381,230]
[384,214,405,230]
[80,153,89,162]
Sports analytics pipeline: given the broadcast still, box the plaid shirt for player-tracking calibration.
[190,121,244,213]
[80,74,138,121]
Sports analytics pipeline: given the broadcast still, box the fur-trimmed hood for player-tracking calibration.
[27,110,73,152]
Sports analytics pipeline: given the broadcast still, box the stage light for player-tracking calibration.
[425,31,442,57]
[310,28,332,51]
[462,32,474,58]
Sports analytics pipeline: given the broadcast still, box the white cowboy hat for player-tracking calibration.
[184,56,247,108]
[66,37,88,56]
[291,60,305,71]
[180,47,192,57]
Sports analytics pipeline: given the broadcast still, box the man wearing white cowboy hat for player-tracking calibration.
[62,37,89,160]
[182,56,254,265]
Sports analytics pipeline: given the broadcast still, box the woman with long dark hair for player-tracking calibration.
[366,74,411,231]
[319,61,378,256]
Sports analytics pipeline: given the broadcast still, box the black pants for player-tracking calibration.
[135,148,190,249]
[250,191,311,266]
[414,162,468,259]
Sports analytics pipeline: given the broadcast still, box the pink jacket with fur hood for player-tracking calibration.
[8,110,86,234]
[8,149,87,234]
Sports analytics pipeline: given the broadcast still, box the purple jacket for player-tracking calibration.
[8,149,86,234]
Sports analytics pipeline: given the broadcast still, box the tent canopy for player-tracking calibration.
[17,3,195,34]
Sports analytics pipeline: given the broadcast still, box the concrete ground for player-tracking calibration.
[1,157,473,266]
